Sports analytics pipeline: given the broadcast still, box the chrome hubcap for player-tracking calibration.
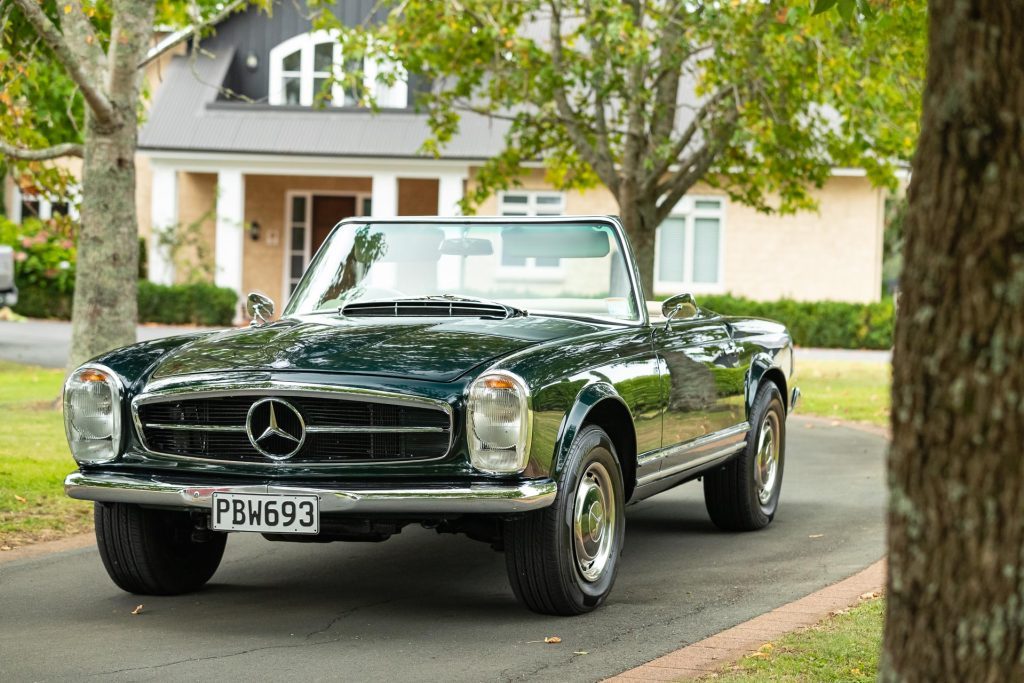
[573,460,615,583]
[755,412,780,505]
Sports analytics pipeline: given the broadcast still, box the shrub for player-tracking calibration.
[137,281,238,326]
[2,215,237,325]
[692,294,894,350]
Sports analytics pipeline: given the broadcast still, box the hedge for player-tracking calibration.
[694,294,894,350]
[137,281,238,326]
[14,281,237,326]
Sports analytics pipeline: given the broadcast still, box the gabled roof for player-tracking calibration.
[139,48,510,160]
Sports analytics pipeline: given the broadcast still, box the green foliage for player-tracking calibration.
[696,294,894,349]
[137,281,238,326]
[0,213,76,294]
[317,0,924,215]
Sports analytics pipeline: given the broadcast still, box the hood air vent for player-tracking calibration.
[342,300,512,319]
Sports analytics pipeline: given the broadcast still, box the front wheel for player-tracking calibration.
[503,425,625,615]
[703,382,786,531]
[95,503,227,595]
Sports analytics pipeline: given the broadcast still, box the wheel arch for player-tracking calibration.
[551,383,638,502]
[748,356,789,416]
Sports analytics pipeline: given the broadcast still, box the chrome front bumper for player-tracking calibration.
[64,471,557,515]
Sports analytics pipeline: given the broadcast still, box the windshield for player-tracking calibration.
[283,221,640,322]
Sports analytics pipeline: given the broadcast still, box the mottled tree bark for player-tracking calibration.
[883,1,1024,680]
[619,197,660,300]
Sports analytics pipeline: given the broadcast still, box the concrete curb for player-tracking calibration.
[605,560,887,681]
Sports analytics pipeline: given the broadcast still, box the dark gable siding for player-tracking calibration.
[205,0,381,104]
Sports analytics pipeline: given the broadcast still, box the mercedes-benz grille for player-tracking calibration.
[135,394,452,464]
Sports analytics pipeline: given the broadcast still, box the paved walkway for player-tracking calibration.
[0,421,886,682]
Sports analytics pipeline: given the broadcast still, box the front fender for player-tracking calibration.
[546,382,631,483]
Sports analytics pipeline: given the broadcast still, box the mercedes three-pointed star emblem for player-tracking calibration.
[245,398,306,460]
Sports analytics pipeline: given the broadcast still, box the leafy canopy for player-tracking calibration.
[312,0,923,219]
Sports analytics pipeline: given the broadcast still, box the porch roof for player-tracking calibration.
[138,48,510,161]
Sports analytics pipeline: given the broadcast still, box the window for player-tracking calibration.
[655,197,725,293]
[268,31,407,108]
[498,191,566,269]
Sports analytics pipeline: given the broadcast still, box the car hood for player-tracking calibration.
[149,314,606,383]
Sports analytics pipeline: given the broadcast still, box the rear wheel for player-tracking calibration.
[95,503,226,595]
[503,425,625,615]
[703,382,786,531]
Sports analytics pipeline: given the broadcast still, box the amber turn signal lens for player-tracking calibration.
[482,377,516,390]
[78,369,109,383]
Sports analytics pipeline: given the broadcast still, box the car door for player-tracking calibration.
[653,306,746,469]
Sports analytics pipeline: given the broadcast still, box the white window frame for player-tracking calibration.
[268,30,408,108]
[497,190,567,280]
[10,184,80,223]
[654,195,726,296]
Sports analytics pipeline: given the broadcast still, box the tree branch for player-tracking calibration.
[644,87,733,194]
[63,1,107,80]
[548,0,620,195]
[138,0,248,69]
[0,141,85,160]
[10,0,117,126]
[106,0,156,112]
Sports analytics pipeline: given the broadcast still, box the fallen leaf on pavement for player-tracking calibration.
[809,534,824,538]
[131,604,144,615]
[573,651,589,655]
[14,495,26,503]
[860,591,880,600]
[0,545,11,552]
[544,636,562,644]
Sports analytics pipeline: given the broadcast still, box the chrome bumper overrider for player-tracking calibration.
[64,472,557,514]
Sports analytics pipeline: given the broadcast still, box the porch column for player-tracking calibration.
[437,174,465,216]
[370,172,398,217]
[149,167,177,285]
[215,170,245,312]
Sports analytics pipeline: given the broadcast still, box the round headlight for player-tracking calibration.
[467,372,531,474]
[63,366,122,465]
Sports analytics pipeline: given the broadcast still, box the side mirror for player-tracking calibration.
[246,292,275,326]
[661,293,698,329]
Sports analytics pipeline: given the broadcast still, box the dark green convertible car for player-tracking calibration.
[64,216,797,615]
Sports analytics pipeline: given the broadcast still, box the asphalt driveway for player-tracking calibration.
[0,421,886,682]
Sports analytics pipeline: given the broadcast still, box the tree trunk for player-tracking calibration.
[65,0,155,370]
[883,1,1024,680]
[619,197,660,301]
[68,116,139,370]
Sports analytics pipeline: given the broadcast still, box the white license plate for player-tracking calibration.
[211,493,319,534]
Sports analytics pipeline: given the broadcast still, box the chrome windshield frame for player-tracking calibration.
[281,215,650,328]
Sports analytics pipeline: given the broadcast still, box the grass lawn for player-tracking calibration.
[711,598,885,682]
[796,360,891,428]
[0,361,91,548]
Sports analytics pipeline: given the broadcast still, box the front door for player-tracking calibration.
[285,193,361,299]
[312,195,357,255]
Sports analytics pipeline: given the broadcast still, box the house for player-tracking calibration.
[6,1,888,311]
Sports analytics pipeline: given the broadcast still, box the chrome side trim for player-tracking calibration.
[636,422,750,486]
[130,378,455,469]
[64,471,557,515]
[790,387,801,413]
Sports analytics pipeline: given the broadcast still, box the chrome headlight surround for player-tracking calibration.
[466,370,532,474]
[63,364,123,465]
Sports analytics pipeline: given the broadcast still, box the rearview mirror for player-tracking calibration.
[662,293,698,327]
[439,237,494,256]
[246,292,275,325]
